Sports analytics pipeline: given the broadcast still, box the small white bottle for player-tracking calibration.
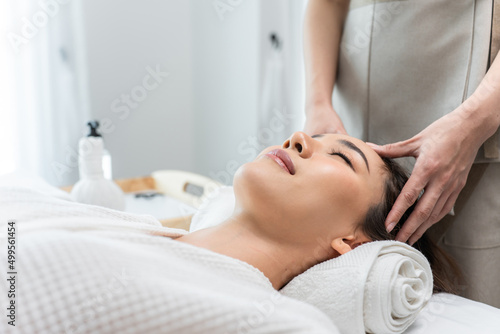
[71,121,125,210]
[102,148,112,180]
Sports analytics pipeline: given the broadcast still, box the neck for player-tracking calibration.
[176,213,322,290]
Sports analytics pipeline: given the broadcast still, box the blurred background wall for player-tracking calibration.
[81,0,196,181]
[1,0,306,186]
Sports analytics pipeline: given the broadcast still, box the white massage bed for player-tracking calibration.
[0,172,499,334]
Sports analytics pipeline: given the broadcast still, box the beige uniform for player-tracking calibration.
[333,0,500,307]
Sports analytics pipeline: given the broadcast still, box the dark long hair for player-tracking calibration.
[359,157,463,294]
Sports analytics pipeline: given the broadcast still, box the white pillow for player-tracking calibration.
[189,186,234,232]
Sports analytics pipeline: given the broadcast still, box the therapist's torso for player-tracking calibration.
[333,0,497,164]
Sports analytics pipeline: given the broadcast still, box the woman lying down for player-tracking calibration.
[0,132,460,334]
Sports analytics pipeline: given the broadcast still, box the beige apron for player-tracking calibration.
[333,0,500,307]
[334,0,498,162]
[484,0,500,158]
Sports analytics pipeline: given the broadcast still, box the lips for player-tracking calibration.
[265,149,295,175]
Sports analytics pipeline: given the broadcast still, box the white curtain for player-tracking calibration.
[1,0,89,186]
[258,0,307,148]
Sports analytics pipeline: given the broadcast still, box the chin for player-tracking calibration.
[233,160,288,221]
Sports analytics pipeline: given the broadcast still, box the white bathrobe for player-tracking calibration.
[0,186,339,334]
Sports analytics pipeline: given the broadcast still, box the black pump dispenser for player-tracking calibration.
[87,120,102,137]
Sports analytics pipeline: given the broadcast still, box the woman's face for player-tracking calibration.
[233,132,387,248]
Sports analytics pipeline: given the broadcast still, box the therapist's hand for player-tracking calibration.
[367,109,484,245]
[304,102,347,135]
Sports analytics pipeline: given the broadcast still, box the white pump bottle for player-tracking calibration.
[71,121,125,210]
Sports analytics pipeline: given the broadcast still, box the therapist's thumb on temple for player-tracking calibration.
[366,140,416,158]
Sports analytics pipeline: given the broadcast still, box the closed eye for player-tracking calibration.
[329,149,355,171]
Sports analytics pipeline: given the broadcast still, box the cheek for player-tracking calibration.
[316,164,363,199]
[291,165,368,224]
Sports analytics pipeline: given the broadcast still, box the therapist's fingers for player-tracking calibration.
[408,220,435,246]
[437,189,461,220]
[385,169,428,233]
[395,188,442,243]
[407,188,456,245]
[394,180,443,242]
[426,185,453,222]
[367,137,419,159]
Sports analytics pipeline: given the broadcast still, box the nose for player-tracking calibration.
[282,131,313,158]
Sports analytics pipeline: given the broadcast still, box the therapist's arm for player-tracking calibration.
[303,0,350,135]
[369,50,500,245]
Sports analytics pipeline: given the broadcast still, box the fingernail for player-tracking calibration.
[386,222,396,233]
[366,142,377,148]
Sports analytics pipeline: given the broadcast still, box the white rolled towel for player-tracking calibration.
[281,240,433,334]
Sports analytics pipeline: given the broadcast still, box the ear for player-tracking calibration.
[331,235,370,255]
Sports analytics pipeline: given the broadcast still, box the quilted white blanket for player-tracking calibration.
[0,186,339,334]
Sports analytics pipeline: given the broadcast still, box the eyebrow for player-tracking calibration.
[311,134,370,172]
[338,139,370,172]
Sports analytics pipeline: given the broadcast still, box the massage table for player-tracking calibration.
[0,171,498,333]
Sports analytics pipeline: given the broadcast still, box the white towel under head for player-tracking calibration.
[281,240,432,334]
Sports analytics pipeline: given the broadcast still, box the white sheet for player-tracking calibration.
[405,293,500,334]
